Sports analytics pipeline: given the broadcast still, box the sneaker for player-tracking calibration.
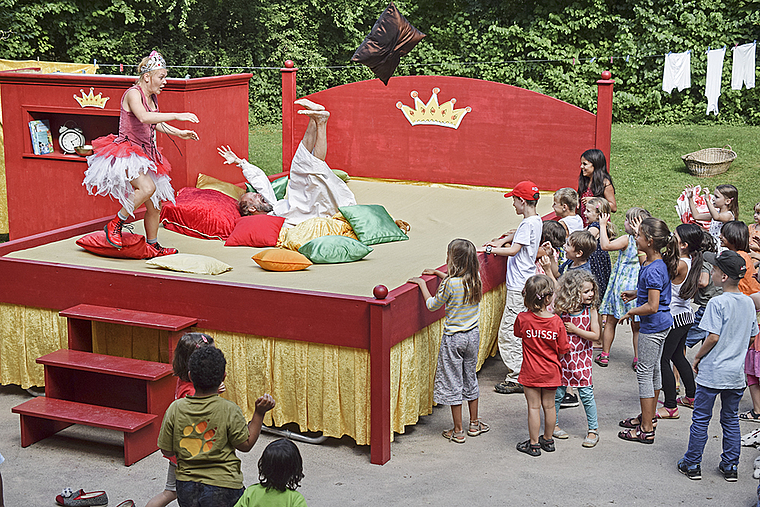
[148,242,179,257]
[104,216,125,249]
[494,381,524,394]
[560,392,579,409]
[719,461,738,482]
[677,458,702,480]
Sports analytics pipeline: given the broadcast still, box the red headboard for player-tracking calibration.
[281,66,613,192]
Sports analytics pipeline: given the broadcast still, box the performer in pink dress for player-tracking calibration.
[84,51,199,255]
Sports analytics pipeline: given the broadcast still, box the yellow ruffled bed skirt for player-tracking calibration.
[0,284,505,445]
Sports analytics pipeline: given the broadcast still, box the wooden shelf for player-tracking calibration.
[22,152,88,162]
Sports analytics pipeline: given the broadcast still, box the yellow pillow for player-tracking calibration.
[146,254,232,275]
[196,173,245,200]
[252,249,312,272]
[278,217,358,251]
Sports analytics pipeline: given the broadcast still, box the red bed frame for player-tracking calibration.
[0,65,613,465]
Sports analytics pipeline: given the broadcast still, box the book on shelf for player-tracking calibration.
[28,120,54,155]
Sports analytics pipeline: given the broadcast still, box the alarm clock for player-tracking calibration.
[58,121,85,154]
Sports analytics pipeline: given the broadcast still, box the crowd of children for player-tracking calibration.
[405,148,759,494]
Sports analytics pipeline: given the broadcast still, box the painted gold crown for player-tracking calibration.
[74,88,110,108]
[396,88,471,129]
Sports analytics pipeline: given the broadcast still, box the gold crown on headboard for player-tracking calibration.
[396,88,471,129]
[74,88,110,108]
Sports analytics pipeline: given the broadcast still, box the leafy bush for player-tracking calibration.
[2,0,759,125]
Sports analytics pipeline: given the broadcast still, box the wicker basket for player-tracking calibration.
[681,146,737,177]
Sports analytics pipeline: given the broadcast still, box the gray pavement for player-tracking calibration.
[1,325,758,506]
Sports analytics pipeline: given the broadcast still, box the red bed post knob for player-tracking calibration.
[284,60,295,68]
[373,285,389,299]
[601,71,612,80]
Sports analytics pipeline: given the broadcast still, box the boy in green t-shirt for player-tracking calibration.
[158,346,275,507]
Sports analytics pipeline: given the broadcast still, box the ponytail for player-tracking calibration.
[675,223,705,299]
[662,235,680,280]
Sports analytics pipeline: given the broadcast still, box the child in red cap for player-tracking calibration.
[480,180,542,394]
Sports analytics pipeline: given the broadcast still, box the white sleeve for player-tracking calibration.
[239,159,277,205]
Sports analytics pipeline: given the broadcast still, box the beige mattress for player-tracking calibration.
[5,179,552,297]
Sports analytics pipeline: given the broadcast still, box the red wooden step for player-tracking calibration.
[12,397,156,433]
[38,349,173,381]
[60,304,198,331]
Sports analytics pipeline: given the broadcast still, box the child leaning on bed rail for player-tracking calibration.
[408,238,489,444]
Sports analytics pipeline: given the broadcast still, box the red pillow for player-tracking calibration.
[160,187,240,240]
[76,231,155,259]
[225,215,285,247]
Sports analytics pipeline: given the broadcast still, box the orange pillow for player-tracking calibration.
[252,249,312,272]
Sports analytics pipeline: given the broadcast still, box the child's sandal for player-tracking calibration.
[619,413,657,429]
[594,352,609,367]
[655,406,680,419]
[538,435,555,452]
[631,357,639,371]
[516,439,541,457]
[618,425,655,444]
[467,420,490,437]
[442,428,466,443]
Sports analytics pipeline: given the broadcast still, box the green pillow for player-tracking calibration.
[338,204,409,245]
[245,176,289,200]
[299,235,373,263]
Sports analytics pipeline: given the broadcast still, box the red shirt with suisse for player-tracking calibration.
[514,311,570,388]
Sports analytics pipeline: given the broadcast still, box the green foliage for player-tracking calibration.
[2,0,760,125]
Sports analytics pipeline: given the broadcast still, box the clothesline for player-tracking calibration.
[89,52,692,72]
[89,42,760,71]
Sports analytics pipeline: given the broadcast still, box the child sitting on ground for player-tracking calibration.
[552,187,583,236]
[409,238,488,443]
[678,250,759,481]
[557,230,597,276]
[552,270,601,448]
[158,346,275,507]
[147,333,223,507]
[514,274,570,456]
[234,439,306,507]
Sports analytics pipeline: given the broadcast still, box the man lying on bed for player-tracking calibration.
[217,99,356,228]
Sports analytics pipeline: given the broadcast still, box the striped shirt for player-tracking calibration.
[426,277,480,334]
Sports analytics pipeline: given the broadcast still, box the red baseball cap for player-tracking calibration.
[504,181,540,200]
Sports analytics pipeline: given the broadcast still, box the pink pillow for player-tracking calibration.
[76,231,155,259]
[160,187,240,240]
[225,215,285,247]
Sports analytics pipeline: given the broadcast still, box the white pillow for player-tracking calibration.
[146,254,232,275]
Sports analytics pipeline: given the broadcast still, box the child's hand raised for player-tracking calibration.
[600,212,610,226]
[629,215,642,234]
[217,382,226,394]
[685,184,695,199]
[254,394,275,414]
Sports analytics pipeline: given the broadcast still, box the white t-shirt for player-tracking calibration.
[559,214,584,235]
[506,215,543,291]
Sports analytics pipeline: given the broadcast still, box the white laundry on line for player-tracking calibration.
[731,42,756,90]
[706,47,726,115]
[662,51,691,93]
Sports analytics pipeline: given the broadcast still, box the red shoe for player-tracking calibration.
[148,242,179,257]
[104,216,124,249]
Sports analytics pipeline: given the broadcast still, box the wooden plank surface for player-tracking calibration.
[12,397,156,432]
[38,349,173,381]
[60,304,198,331]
